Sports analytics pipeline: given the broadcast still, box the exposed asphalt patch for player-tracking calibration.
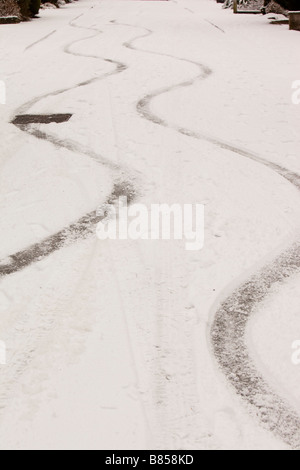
[12,114,73,125]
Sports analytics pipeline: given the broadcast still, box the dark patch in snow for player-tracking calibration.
[12,114,72,125]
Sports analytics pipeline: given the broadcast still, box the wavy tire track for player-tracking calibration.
[0,10,141,426]
[119,22,300,448]
[1,11,136,279]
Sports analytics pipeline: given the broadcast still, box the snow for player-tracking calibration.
[0,0,299,450]
[249,272,300,411]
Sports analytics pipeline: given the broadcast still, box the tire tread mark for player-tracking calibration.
[2,11,134,278]
[118,22,300,448]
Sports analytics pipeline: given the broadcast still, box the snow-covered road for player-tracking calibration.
[0,0,300,450]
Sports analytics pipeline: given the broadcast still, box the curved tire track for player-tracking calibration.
[0,8,149,437]
[24,30,57,52]
[118,22,300,447]
[0,10,153,439]
[2,11,137,279]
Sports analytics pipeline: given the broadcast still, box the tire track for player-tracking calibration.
[0,8,159,443]
[24,30,57,52]
[204,19,226,34]
[118,22,300,447]
[0,8,149,437]
[212,241,300,449]
[2,11,137,279]
[120,23,300,188]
